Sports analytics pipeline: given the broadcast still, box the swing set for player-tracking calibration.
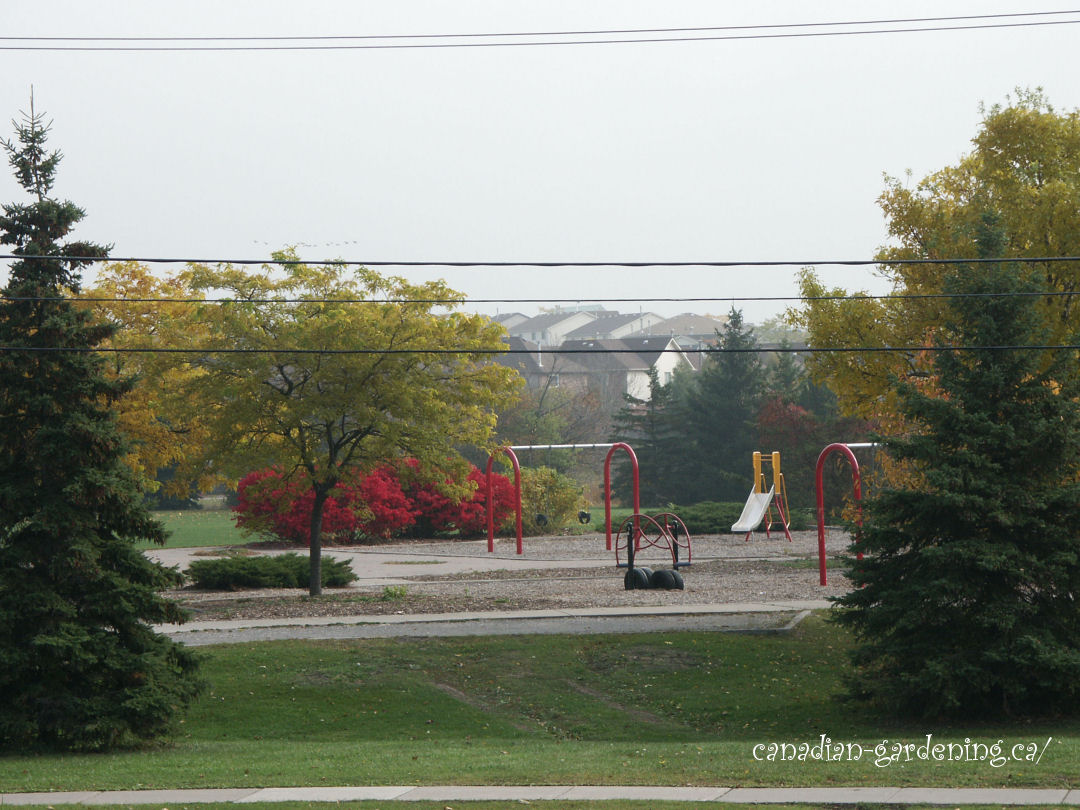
[485,442,640,554]
[484,442,692,578]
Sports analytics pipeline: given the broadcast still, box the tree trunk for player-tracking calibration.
[308,487,329,597]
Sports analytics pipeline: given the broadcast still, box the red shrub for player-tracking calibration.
[353,466,419,538]
[233,466,417,545]
[407,464,516,537]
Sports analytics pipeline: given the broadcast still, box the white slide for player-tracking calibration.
[731,486,775,533]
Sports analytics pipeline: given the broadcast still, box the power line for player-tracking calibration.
[1,344,1077,356]
[5,253,1080,267]
[6,290,1080,306]
[1,16,1077,50]
[4,10,1075,43]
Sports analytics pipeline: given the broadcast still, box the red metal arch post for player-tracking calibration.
[486,447,523,555]
[603,442,641,551]
[814,442,866,586]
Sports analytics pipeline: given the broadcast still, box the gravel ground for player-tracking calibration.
[170,529,854,622]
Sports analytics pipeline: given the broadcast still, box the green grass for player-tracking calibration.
[2,615,1077,793]
[140,509,248,549]
[15,806,1046,810]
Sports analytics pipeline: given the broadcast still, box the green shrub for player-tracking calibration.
[519,466,586,536]
[186,553,356,590]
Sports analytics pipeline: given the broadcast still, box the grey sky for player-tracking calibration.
[3,1,1079,323]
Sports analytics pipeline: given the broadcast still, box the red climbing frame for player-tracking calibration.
[485,442,640,555]
[814,442,873,586]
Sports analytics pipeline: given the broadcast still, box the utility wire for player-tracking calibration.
[5,253,1080,267]
[4,290,1080,306]
[1,344,1077,356]
[5,10,1075,42]
[2,17,1078,50]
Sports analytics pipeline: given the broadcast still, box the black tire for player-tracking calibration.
[649,569,675,589]
[669,569,685,590]
[624,567,650,590]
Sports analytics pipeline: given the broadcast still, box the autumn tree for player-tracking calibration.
[792,90,1080,430]
[82,262,218,499]
[834,217,1080,718]
[0,100,200,751]
[181,253,520,595]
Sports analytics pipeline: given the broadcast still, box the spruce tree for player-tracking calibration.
[609,367,687,504]
[680,308,765,502]
[834,215,1080,719]
[0,99,201,751]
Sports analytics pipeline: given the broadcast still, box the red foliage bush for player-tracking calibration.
[233,469,358,545]
[233,462,515,545]
[406,465,517,538]
[353,466,419,538]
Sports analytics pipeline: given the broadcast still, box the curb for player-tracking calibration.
[3,785,1077,805]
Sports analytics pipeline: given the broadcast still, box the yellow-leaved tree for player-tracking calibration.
[179,250,521,594]
[82,261,220,497]
[791,89,1080,438]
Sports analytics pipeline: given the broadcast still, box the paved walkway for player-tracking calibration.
[157,602,828,644]
[3,784,1078,805]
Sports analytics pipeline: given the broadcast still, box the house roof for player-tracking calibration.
[564,312,663,340]
[556,337,685,372]
[632,312,728,338]
[492,312,529,328]
[508,311,596,335]
[492,335,546,375]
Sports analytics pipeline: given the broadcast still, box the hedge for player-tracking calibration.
[185,553,357,590]
[670,500,812,534]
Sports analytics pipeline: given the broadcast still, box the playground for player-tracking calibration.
[156,527,853,623]
[155,442,871,623]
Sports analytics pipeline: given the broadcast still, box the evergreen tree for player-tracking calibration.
[609,367,688,505]
[833,215,1080,719]
[0,99,201,751]
[679,308,765,502]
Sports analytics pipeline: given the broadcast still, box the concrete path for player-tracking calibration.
[149,542,622,588]
[3,784,1077,805]
[157,602,827,645]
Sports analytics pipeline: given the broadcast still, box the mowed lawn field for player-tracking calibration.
[1,616,1077,794]
[140,509,246,549]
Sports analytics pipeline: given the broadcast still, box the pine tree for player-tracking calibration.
[680,308,765,502]
[833,215,1080,719]
[609,367,688,505]
[0,99,201,751]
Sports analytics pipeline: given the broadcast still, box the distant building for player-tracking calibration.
[630,312,728,348]
[507,310,597,346]
[531,337,692,401]
[491,312,529,330]
[564,311,666,341]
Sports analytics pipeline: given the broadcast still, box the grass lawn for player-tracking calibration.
[140,509,247,549]
[1,615,1076,793]
[15,806,1050,810]
[15,806,1069,810]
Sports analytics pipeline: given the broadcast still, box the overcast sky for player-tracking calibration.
[3,1,1079,323]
